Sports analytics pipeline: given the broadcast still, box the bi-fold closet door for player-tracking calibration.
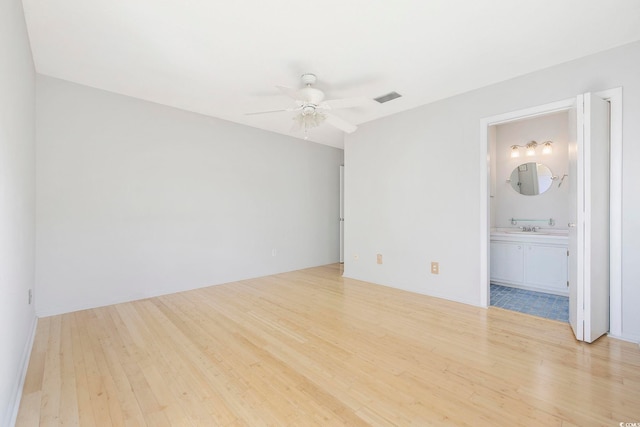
[568,93,610,343]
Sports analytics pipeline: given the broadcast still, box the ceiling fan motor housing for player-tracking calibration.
[298,87,324,105]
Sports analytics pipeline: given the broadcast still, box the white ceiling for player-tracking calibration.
[21,0,640,148]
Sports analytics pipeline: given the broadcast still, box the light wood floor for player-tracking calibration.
[17,264,640,426]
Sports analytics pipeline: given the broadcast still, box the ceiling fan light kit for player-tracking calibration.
[247,73,374,137]
[293,109,326,140]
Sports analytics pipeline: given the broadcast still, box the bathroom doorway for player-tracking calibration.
[488,111,570,322]
[479,89,623,342]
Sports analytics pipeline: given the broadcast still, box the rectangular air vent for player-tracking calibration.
[374,91,402,103]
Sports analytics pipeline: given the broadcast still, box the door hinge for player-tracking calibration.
[567,250,569,256]
[567,280,569,288]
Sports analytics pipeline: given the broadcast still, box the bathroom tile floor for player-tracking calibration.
[490,284,569,322]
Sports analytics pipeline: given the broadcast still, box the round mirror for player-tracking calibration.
[509,162,554,196]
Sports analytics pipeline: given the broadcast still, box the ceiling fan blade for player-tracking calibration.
[276,85,300,100]
[324,113,357,134]
[245,106,302,116]
[245,108,290,116]
[320,97,376,110]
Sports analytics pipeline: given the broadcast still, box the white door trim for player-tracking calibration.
[479,90,622,338]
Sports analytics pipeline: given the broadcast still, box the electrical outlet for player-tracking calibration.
[271,248,277,257]
[377,254,383,264]
[354,254,359,260]
[431,262,439,274]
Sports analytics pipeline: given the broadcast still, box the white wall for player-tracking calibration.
[0,0,37,425]
[36,76,343,316]
[344,40,640,342]
[493,112,569,229]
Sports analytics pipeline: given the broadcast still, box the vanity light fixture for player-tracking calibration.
[509,140,553,157]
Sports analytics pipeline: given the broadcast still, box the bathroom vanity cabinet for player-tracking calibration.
[490,231,568,295]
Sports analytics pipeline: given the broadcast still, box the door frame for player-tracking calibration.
[479,88,622,338]
[340,165,345,263]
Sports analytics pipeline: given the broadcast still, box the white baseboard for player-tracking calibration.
[4,315,38,427]
[607,332,640,345]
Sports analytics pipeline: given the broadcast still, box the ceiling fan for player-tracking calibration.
[246,73,374,137]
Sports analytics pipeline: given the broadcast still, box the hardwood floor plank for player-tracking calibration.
[39,316,62,426]
[69,312,96,427]
[18,264,640,426]
[58,315,80,426]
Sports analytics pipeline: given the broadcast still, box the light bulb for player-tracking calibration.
[542,141,553,155]
[510,146,520,158]
[526,141,537,156]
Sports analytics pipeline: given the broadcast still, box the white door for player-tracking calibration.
[567,102,582,339]
[583,93,610,342]
[339,165,344,263]
[568,93,610,343]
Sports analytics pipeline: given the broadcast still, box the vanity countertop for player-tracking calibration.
[491,228,568,243]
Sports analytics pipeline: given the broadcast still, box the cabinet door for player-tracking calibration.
[490,242,524,284]
[525,244,568,292]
